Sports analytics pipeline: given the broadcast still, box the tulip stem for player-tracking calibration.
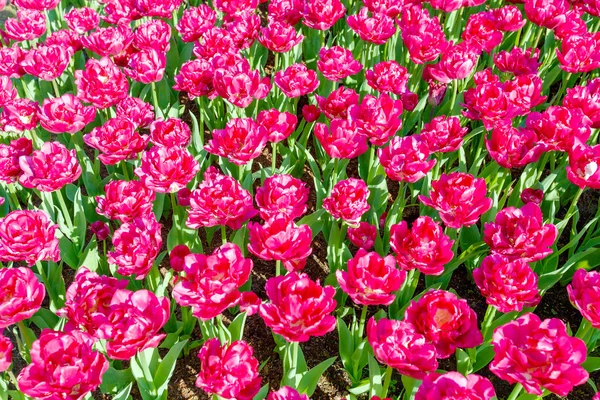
[565,187,585,223]
[170,192,183,245]
[151,81,162,119]
[221,225,227,245]
[121,161,130,181]
[275,260,281,276]
[55,189,73,230]
[6,184,20,210]
[381,365,393,398]
[481,305,497,341]
[507,383,523,400]
[356,305,368,346]
[271,142,277,174]
[17,321,34,356]
[575,318,595,343]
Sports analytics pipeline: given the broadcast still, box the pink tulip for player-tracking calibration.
[350,93,403,146]
[84,117,149,165]
[405,289,483,358]
[485,124,546,169]
[173,243,253,320]
[193,27,239,60]
[108,213,162,279]
[0,267,45,329]
[38,94,96,134]
[75,57,129,109]
[13,0,59,10]
[428,42,480,84]
[0,333,12,372]
[134,146,199,193]
[225,11,263,50]
[0,46,25,78]
[134,19,171,53]
[187,166,258,230]
[20,45,70,81]
[520,188,544,205]
[0,76,17,108]
[390,216,454,276]
[568,269,600,328]
[116,96,155,129]
[490,313,588,396]
[169,244,190,273]
[317,46,363,82]
[567,139,600,189]
[302,0,346,30]
[173,59,216,100]
[483,203,558,263]
[419,172,492,229]
[261,272,336,342]
[563,78,600,128]
[0,98,40,133]
[315,86,359,120]
[363,0,406,17]
[248,214,313,272]
[81,24,134,57]
[65,7,100,34]
[524,0,569,29]
[491,5,526,31]
[367,317,438,379]
[177,5,216,42]
[274,63,319,98]
[323,178,370,226]
[56,267,128,337]
[255,174,309,220]
[474,254,541,313]
[257,109,297,143]
[205,117,268,165]
[96,180,156,223]
[268,0,304,25]
[0,210,60,266]
[302,104,321,122]
[124,48,166,84]
[347,222,377,250]
[399,6,450,64]
[19,141,81,192]
[0,138,32,184]
[378,136,435,183]
[4,10,46,42]
[213,63,271,108]
[415,372,496,400]
[462,12,503,53]
[366,61,410,96]
[337,248,405,306]
[196,339,262,400]
[89,221,110,241]
[314,119,369,159]
[259,21,304,53]
[494,48,540,76]
[45,29,83,55]
[94,289,170,360]
[17,330,108,400]
[149,118,192,148]
[347,8,396,45]
[526,106,591,152]
[134,0,181,18]
[268,387,309,400]
[420,116,468,153]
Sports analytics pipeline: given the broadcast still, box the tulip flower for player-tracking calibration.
[0,267,45,329]
[415,372,496,400]
[323,178,370,225]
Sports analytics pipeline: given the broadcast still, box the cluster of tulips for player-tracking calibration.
[1,0,600,398]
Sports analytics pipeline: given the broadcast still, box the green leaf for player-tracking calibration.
[113,383,133,400]
[583,357,600,372]
[100,367,134,394]
[154,339,189,395]
[59,236,79,269]
[337,318,354,373]
[72,188,87,252]
[472,344,495,373]
[253,384,270,400]
[228,312,247,342]
[368,354,383,398]
[296,357,336,397]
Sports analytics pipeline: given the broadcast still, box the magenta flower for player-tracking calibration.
[259,21,304,53]
[302,0,346,30]
[0,210,60,266]
[133,19,172,53]
[347,7,396,44]
[56,267,128,337]
[173,59,215,100]
[108,214,162,279]
[177,5,216,42]
[187,166,258,230]
[474,254,541,313]
[378,136,435,183]
[268,387,309,400]
[196,339,262,400]
[316,86,359,120]
[347,222,377,250]
[420,116,468,153]
[0,267,45,329]
[75,57,129,109]
[526,106,591,152]
[84,117,149,165]
[405,290,483,358]
[483,203,558,263]
[390,216,454,276]
[115,96,154,129]
[274,63,319,98]
[124,49,166,84]
[0,138,32,184]
[255,174,309,220]
[19,141,81,192]
[366,61,410,95]
[490,313,588,396]
[260,272,336,342]
[367,317,438,379]
[135,146,200,193]
[173,243,253,320]
[314,119,368,159]
[337,248,405,306]
[0,98,39,133]
[96,180,156,223]
[0,333,12,372]
[350,93,403,146]
[20,45,70,81]
[257,109,297,143]
[81,24,133,57]
[317,46,363,82]
[17,330,108,400]
[64,7,100,34]
[149,118,191,148]
[568,269,600,328]
[485,124,546,169]
[323,178,370,225]
[567,139,600,189]
[38,94,96,134]
[248,214,313,272]
[400,6,450,64]
[419,172,492,229]
[213,63,271,108]
[94,289,170,360]
[205,117,268,165]
[415,372,496,400]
